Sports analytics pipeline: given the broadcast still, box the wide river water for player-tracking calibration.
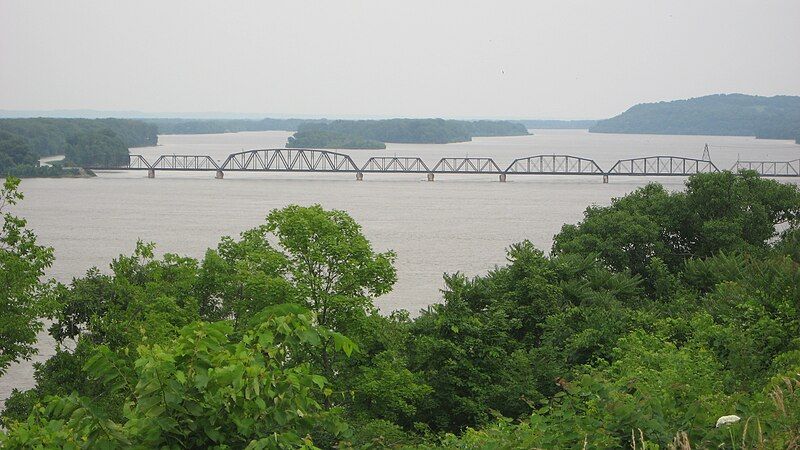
[2,129,799,410]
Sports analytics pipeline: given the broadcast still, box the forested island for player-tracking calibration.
[591,94,800,141]
[286,119,529,149]
[2,171,800,448]
[0,118,157,176]
[287,129,386,149]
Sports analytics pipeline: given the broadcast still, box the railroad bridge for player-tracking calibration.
[87,148,797,181]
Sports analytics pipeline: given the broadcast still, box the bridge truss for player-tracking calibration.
[608,156,719,176]
[119,155,151,169]
[360,157,430,173]
[731,159,800,177]
[151,155,220,171]
[222,149,359,172]
[505,155,603,175]
[432,157,502,174]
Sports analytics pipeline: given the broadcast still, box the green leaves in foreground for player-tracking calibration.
[0,176,54,376]
[0,305,354,449]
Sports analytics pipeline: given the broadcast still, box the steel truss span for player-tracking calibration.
[731,160,800,177]
[432,157,502,173]
[151,155,220,171]
[360,157,430,173]
[505,155,603,175]
[608,156,719,176]
[221,149,359,172]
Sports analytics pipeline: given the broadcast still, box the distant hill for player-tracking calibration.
[515,119,598,129]
[591,94,800,141]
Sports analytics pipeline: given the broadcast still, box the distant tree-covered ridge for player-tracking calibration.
[515,119,598,129]
[286,118,529,148]
[591,93,800,140]
[145,117,325,134]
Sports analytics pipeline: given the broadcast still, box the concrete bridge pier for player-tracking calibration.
[356,172,363,181]
[427,173,435,182]
[602,174,609,183]
[499,173,507,182]
[147,169,155,178]
[215,170,224,179]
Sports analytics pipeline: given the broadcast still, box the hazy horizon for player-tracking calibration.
[2,1,799,119]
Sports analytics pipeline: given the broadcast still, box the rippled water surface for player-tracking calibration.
[3,129,798,409]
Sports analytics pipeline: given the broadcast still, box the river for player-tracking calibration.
[2,129,799,410]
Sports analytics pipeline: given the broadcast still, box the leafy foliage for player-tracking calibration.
[0,306,353,449]
[0,177,54,376]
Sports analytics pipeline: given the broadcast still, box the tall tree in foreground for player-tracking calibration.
[0,177,54,375]
[264,205,397,378]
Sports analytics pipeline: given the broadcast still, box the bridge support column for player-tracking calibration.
[499,173,507,182]
[427,173,435,182]
[147,169,155,178]
[602,174,609,183]
[215,170,224,179]
[356,172,363,181]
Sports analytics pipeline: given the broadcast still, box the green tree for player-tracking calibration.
[263,205,396,378]
[553,172,800,279]
[0,177,54,375]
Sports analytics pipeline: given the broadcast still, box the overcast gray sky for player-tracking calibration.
[1,0,799,119]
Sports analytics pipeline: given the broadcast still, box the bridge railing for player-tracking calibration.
[608,156,719,176]
[222,149,359,172]
[505,155,604,175]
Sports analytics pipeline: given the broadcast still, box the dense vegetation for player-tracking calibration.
[0,131,78,177]
[63,129,130,167]
[286,119,529,148]
[515,119,597,129]
[591,94,800,141]
[146,118,322,135]
[0,118,157,174]
[0,118,157,157]
[1,171,800,448]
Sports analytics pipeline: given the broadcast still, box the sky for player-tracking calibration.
[1,0,799,120]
